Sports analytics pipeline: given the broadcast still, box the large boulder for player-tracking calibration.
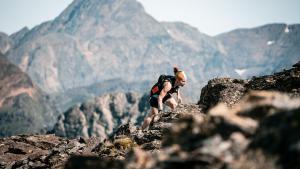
[198,78,246,111]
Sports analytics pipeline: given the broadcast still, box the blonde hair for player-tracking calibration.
[173,66,187,81]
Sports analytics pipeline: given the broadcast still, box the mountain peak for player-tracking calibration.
[52,0,145,33]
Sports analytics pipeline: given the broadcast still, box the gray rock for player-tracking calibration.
[51,92,150,139]
[0,32,12,55]
[199,63,300,112]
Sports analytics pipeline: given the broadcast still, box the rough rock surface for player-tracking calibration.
[246,61,300,96]
[65,91,300,169]
[1,63,300,169]
[0,104,202,169]
[0,134,102,169]
[199,61,300,111]
[1,91,299,169]
[198,78,247,111]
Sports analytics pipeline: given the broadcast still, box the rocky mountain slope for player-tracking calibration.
[1,62,299,169]
[2,0,298,109]
[217,24,300,77]
[0,54,56,137]
[0,32,12,55]
[199,62,300,112]
[51,92,149,139]
[48,78,152,113]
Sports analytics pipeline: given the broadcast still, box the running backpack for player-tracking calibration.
[150,75,174,95]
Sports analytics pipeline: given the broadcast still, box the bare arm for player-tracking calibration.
[177,89,180,98]
[177,89,182,104]
[158,81,172,111]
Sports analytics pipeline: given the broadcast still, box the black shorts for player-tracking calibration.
[149,94,172,108]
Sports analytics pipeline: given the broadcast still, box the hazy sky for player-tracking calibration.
[0,0,299,35]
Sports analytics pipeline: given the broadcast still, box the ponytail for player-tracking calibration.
[173,66,179,75]
[173,66,187,81]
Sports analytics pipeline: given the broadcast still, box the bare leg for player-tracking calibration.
[142,107,158,130]
[164,97,178,110]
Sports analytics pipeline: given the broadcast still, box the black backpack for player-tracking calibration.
[150,75,175,95]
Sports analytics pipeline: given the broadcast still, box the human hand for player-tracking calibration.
[178,97,182,104]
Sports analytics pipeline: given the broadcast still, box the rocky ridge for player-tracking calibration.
[52,92,150,139]
[199,61,300,111]
[0,62,299,169]
[0,32,12,55]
